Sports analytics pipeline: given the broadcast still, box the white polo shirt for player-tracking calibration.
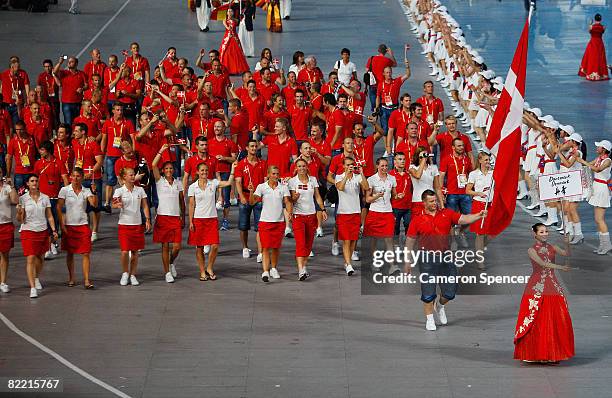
[156,177,183,217]
[367,173,396,213]
[254,181,289,222]
[0,184,14,224]
[188,179,219,219]
[410,164,439,203]
[334,60,357,86]
[288,175,319,215]
[19,192,51,232]
[113,185,147,225]
[58,185,93,226]
[335,173,362,215]
[467,169,494,203]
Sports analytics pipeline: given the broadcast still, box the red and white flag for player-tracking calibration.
[484,15,531,236]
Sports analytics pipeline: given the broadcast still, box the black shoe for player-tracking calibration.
[103,204,112,214]
[284,16,290,20]
[201,27,209,32]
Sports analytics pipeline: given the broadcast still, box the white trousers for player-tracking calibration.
[280,0,291,18]
[238,20,255,57]
[196,2,211,30]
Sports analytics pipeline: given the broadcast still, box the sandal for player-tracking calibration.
[206,271,217,281]
[67,281,76,287]
[85,283,95,290]
[199,273,209,281]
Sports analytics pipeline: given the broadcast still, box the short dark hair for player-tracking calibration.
[42,59,53,66]
[73,167,84,176]
[39,140,54,154]
[421,189,436,201]
[323,93,336,106]
[532,223,546,232]
[594,13,602,21]
[75,122,88,133]
[341,48,351,56]
[378,44,388,54]
[195,136,208,145]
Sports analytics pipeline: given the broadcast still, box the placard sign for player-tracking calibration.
[538,170,583,201]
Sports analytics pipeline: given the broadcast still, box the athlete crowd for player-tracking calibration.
[0,2,609,301]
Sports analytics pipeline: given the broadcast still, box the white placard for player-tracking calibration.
[538,170,583,201]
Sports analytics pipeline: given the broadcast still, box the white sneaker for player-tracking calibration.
[242,248,251,258]
[330,203,335,208]
[165,272,175,283]
[34,278,43,290]
[426,317,437,331]
[170,264,177,278]
[51,243,58,255]
[261,271,270,282]
[533,208,547,217]
[30,287,38,298]
[525,202,540,210]
[315,227,324,237]
[388,264,400,275]
[130,275,140,286]
[270,267,281,279]
[345,264,355,276]
[256,253,263,263]
[284,227,293,237]
[204,245,211,254]
[0,283,10,293]
[230,197,238,206]
[120,272,129,286]
[331,242,340,256]
[298,269,308,281]
[44,251,53,259]
[309,251,314,257]
[434,301,448,325]
[351,251,360,261]
[91,232,98,242]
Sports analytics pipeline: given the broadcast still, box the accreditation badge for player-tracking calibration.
[457,174,468,189]
[75,159,83,168]
[113,136,122,148]
[20,155,30,167]
[426,114,434,124]
[134,72,142,81]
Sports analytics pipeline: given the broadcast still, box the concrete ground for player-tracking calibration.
[0,0,611,397]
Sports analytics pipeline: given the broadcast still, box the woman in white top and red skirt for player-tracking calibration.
[409,146,444,215]
[0,169,19,294]
[113,167,151,287]
[288,159,327,281]
[252,165,292,282]
[466,152,494,270]
[153,144,185,283]
[335,157,369,276]
[16,174,59,298]
[188,162,236,281]
[57,168,98,288]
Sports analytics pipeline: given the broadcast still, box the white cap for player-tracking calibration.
[595,140,612,152]
[568,133,583,143]
[465,44,473,52]
[479,70,495,79]
[523,101,530,109]
[474,55,484,64]
[560,125,575,135]
[452,27,463,35]
[492,76,503,85]
[493,82,504,91]
[528,107,542,117]
[543,119,560,130]
[438,6,447,12]
[538,114,554,122]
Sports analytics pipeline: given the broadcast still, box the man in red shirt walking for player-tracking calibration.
[365,44,397,112]
[209,120,238,230]
[53,56,87,126]
[405,189,486,331]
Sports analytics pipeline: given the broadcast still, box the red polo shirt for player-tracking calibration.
[230,111,250,150]
[353,135,377,177]
[102,118,135,157]
[439,153,472,195]
[205,72,230,99]
[289,105,313,141]
[437,132,472,160]
[389,169,412,210]
[125,55,150,89]
[366,55,393,86]
[235,157,268,199]
[7,136,36,174]
[34,157,67,198]
[376,77,404,106]
[1,69,29,105]
[184,154,217,179]
[262,108,290,133]
[262,135,297,177]
[388,109,411,137]
[324,108,346,150]
[407,208,462,251]
[71,138,103,180]
[208,137,238,173]
[297,67,324,85]
[256,81,280,107]
[57,69,87,103]
[73,114,102,139]
[416,95,444,123]
[84,61,107,86]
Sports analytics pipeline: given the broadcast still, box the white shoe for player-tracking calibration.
[533,208,547,217]
[91,232,98,242]
[270,267,281,279]
[215,200,223,210]
[204,245,211,254]
[284,227,293,237]
[309,251,314,257]
[426,317,437,331]
[165,272,175,283]
[331,242,340,256]
[351,251,360,262]
[30,288,38,298]
[429,71,438,76]
[298,269,308,281]
[569,234,584,245]
[388,264,400,275]
[170,263,177,278]
[525,202,540,210]
[434,301,448,325]
[256,253,263,263]
[261,271,270,282]
[130,275,140,286]
[345,264,355,276]
[120,272,129,286]
[316,227,324,237]
[0,283,10,293]
[34,278,43,290]
[51,243,58,255]
[242,248,251,258]
[44,250,53,259]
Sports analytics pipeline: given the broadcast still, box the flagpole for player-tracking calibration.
[479,162,495,229]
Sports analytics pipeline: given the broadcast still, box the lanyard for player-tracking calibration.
[422,96,435,116]
[114,122,124,138]
[9,73,19,91]
[17,138,29,157]
[452,154,466,175]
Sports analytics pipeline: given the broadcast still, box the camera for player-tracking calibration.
[419,152,434,159]
[62,55,68,60]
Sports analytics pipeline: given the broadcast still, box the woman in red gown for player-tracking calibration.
[514,223,575,363]
[578,13,609,81]
[219,8,250,75]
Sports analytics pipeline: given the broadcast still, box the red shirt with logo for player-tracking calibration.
[389,169,412,210]
[34,157,67,198]
[8,136,36,174]
[71,138,103,179]
[184,154,217,179]
[208,137,238,173]
[407,208,462,251]
[262,135,298,177]
[439,153,472,195]
[235,157,267,199]
[57,69,87,103]
[102,118,135,157]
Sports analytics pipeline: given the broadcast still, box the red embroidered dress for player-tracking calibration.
[219,18,250,75]
[578,23,609,81]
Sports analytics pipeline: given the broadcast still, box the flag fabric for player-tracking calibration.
[484,16,530,236]
[210,3,230,20]
[255,0,266,8]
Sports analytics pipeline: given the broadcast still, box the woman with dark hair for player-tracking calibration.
[152,145,185,283]
[0,168,18,294]
[579,13,609,81]
[514,223,574,364]
[289,51,305,76]
[574,139,611,254]
[408,146,443,215]
[558,133,587,244]
[255,48,274,71]
[16,174,59,298]
[219,7,250,75]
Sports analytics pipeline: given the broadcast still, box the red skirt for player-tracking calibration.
[293,214,317,257]
[0,222,15,253]
[469,201,492,235]
[578,30,609,81]
[364,211,395,238]
[118,224,145,251]
[259,221,285,249]
[153,215,183,244]
[336,213,361,241]
[219,35,250,75]
[20,229,50,257]
[188,218,219,246]
[61,225,92,254]
[514,295,575,362]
